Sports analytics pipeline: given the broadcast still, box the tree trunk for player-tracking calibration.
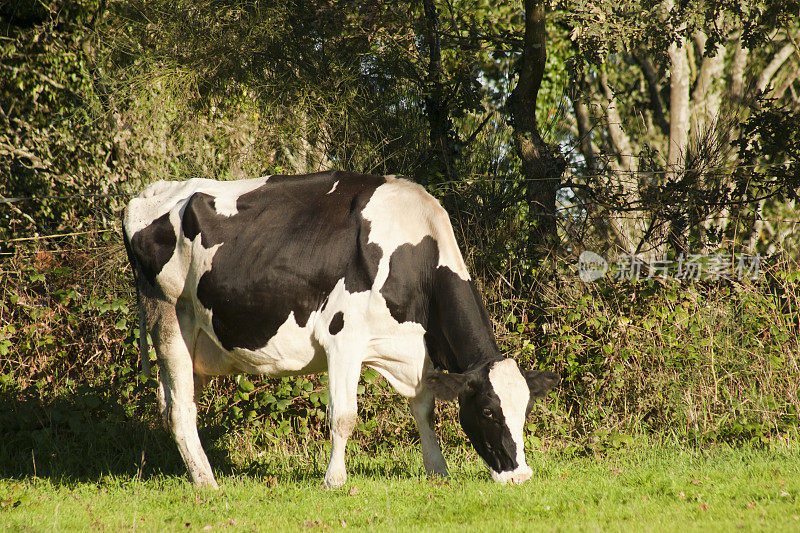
[422,0,453,178]
[652,0,690,260]
[729,38,748,103]
[572,77,599,174]
[667,26,690,177]
[599,67,636,174]
[597,67,651,255]
[508,0,565,263]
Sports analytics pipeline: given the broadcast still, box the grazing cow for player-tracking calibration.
[122,171,559,488]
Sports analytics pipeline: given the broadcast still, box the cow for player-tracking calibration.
[122,171,560,489]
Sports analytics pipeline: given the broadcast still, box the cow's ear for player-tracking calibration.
[525,370,560,399]
[425,369,471,401]
[524,370,560,415]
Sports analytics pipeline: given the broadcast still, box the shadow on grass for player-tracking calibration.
[0,385,436,488]
[235,453,422,485]
[0,385,233,485]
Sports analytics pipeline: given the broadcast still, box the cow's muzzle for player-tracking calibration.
[490,464,533,484]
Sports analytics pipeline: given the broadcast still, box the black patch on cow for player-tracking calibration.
[181,192,219,246]
[380,236,439,324]
[129,212,176,287]
[456,363,517,473]
[328,311,344,335]
[424,266,501,373]
[186,171,385,350]
[343,218,382,294]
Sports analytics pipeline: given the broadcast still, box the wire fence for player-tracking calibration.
[0,192,132,205]
[1,162,797,256]
[0,158,796,206]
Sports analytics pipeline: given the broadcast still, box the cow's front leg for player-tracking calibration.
[410,390,449,478]
[323,360,361,489]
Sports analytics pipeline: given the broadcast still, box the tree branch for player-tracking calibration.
[0,143,46,169]
[632,52,669,137]
[757,42,794,93]
[598,67,636,173]
[0,63,65,90]
[775,72,799,100]
[461,113,492,149]
[691,30,725,134]
[0,196,39,231]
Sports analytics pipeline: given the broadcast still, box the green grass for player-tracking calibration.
[2,444,799,532]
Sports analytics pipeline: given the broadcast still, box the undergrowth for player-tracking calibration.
[2,226,799,484]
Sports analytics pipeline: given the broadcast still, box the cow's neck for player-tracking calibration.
[425,266,504,373]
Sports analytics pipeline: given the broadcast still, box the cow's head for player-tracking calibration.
[426,359,560,483]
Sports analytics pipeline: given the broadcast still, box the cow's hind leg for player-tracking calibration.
[323,354,361,489]
[410,390,449,478]
[147,298,218,489]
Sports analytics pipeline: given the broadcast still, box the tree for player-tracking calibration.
[559,0,800,260]
[0,0,116,247]
[508,0,567,264]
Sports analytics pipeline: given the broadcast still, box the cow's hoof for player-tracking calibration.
[425,467,450,479]
[322,473,347,490]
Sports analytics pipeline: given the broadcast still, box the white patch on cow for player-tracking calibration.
[313,279,428,398]
[490,465,533,485]
[488,358,532,484]
[151,208,223,304]
[213,195,238,216]
[124,176,270,236]
[326,181,339,194]
[361,179,470,291]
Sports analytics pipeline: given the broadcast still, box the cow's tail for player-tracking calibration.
[122,224,151,379]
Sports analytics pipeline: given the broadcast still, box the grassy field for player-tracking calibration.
[1,443,798,532]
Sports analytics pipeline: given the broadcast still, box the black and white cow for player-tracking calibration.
[122,171,559,488]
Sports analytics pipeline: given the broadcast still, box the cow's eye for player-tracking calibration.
[482,408,493,418]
